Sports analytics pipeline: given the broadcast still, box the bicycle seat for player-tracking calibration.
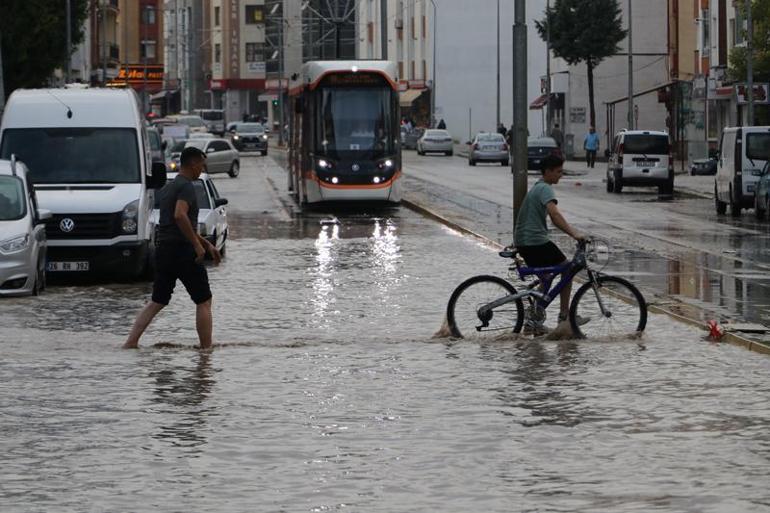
[499,247,518,259]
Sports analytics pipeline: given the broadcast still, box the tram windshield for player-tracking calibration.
[316,86,395,160]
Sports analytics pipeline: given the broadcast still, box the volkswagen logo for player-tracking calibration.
[351,163,360,172]
[59,218,75,233]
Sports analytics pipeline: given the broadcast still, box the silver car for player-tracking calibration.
[185,138,240,178]
[417,129,454,156]
[469,132,509,166]
[0,158,51,296]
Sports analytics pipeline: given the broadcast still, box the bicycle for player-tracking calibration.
[446,239,647,339]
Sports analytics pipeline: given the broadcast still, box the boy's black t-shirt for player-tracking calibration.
[156,174,198,245]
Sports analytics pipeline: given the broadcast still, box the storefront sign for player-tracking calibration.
[108,65,164,87]
[228,0,240,78]
[570,107,586,124]
[736,84,769,104]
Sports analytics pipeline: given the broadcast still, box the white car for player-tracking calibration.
[0,158,51,296]
[151,173,229,255]
[417,129,454,156]
[606,129,673,195]
[184,138,240,178]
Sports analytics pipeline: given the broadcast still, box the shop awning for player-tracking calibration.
[399,89,423,107]
[149,89,178,102]
[529,94,549,110]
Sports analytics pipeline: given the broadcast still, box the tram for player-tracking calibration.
[287,60,402,205]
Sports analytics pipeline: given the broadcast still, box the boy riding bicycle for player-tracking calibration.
[514,154,586,332]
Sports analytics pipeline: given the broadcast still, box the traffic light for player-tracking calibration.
[272,99,279,107]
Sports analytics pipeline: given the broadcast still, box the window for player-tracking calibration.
[701,9,710,56]
[214,6,220,26]
[245,42,263,62]
[0,176,26,221]
[245,5,264,24]
[140,40,156,60]
[214,43,221,63]
[142,5,156,24]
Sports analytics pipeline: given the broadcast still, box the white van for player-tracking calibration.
[194,109,226,135]
[606,129,673,195]
[715,126,770,216]
[0,88,166,278]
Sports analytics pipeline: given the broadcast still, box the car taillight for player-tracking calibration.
[502,143,509,151]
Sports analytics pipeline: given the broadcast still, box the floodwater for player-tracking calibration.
[3,157,770,512]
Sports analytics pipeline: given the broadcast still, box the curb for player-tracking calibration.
[401,195,770,355]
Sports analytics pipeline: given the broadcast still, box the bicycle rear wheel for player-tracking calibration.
[446,275,525,338]
[569,275,647,339]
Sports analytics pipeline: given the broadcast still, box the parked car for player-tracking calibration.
[165,139,187,172]
[690,157,717,176]
[469,132,509,166]
[715,126,770,216]
[184,138,240,177]
[606,129,673,195]
[0,157,51,296]
[753,162,770,219]
[169,114,208,134]
[229,122,268,155]
[527,136,562,170]
[194,109,226,135]
[152,172,229,255]
[189,132,216,140]
[417,129,453,156]
[403,127,424,150]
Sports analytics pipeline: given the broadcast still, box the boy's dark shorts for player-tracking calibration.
[517,241,567,268]
[152,243,212,305]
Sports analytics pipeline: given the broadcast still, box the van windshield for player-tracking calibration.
[0,176,26,221]
[199,111,224,121]
[624,134,669,154]
[0,128,140,184]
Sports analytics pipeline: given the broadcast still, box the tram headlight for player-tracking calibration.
[373,176,381,184]
[377,158,395,170]
[317,158,333,170]
[331,176,339,184]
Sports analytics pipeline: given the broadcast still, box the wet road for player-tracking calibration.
[402,151,770,337]
[3,155,770,512]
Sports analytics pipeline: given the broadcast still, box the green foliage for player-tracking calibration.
[535,0,627,68]
[0,0,90,94]
[729,0,770,82]
[536,0,628,126]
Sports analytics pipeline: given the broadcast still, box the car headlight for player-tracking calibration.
[169,161,178,170]
[121,199,139,234]
[233,135,240,140]
[198,222,207,236]
[262,135,268,140]
[0,234,30,254]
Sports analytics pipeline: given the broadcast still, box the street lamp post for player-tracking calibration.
[66,0,72,84]
[512,0,528,229]
[429,0,437,128]
[746,0,754,125]
[496,0,500,129]
[627,0,634,130]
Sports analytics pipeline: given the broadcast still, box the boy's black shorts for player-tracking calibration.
[517,241,567,268]
[151,243,212,305]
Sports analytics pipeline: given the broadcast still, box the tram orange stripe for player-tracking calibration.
[306,169,402,190]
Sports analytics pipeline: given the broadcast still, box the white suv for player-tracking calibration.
[606,130,673,195]
[0,157,51,296]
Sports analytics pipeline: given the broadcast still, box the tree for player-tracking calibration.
[536,0,628,128]
[0,0,89,95]
[729,0,770,83]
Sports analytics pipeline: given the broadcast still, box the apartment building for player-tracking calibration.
[357,0,432,125]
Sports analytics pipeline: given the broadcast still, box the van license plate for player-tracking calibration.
[47,261,89,272]
[638,160,656,167]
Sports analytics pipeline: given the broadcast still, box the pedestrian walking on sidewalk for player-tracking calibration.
[437,119,446,129]
[123,147,222,350]
[583,126,600,168]
[550,123,564,151]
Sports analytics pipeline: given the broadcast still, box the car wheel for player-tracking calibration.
[612,171,623,193]
[501,160,509,166]
[446,151,453,156]
[715,184,727,215]
[228,161,240,178]
[469,159,476,166]
[606,173,613,193]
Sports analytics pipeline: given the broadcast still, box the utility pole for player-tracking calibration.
[66,0,72,83]
[429,0,437,127]
[101,6,107,86]
[512,0,528,231]
[0,27,5,111]
[380,0,388,60]
[627,0,634,130]
[279,10,285,146]
[496,0,500,128]
[746,0,754,125]
[545,0,551,134]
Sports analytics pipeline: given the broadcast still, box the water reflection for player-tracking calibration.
[310,223,340,328]
[146,351,217,450]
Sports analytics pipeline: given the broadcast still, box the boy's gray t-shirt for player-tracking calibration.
[514,179,556,247]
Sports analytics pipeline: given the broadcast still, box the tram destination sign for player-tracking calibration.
[322,73,389,87]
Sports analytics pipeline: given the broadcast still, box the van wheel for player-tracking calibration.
[715,184,727,214]
[32,268,42,296]
[606,176,613,193]
[228,161,240,178]
[729,186,741,216]
[755,194,766,220]
[612,171,623,193]
[659,179,674,196]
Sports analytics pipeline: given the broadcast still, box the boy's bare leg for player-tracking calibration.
[123,302,165,348]
[196,299,213,349]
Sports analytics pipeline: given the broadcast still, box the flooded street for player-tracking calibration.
[3,155,770,512]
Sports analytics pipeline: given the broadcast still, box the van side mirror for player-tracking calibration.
[149,161,167,189]
[214,197,228,207]
[37,208,52,222]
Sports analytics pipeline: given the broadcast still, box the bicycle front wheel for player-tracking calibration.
[446,275,525,338]
[570,275,647,339]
